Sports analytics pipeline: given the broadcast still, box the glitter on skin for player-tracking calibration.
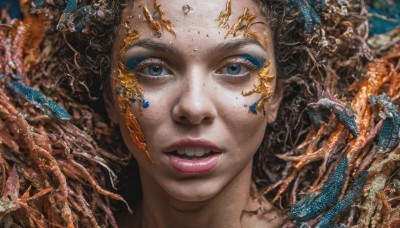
[114,21,155,164]
[216,0,231,28]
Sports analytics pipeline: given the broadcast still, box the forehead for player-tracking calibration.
[119,0,270,44]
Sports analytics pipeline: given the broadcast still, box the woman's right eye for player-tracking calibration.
[141,65,170,76]
[123,57,172,77]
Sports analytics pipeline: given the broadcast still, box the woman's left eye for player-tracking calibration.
[216,56,261,77]
[220,64,247,75]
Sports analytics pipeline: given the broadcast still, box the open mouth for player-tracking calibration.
[170,148,217,160]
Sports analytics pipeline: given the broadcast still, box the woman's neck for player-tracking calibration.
[135,162,284,228]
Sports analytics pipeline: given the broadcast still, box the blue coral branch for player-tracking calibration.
[63,0,77,14]
[288,157,348,222]
[307,98,360,137]
[33,0,76,14]
[56,5,97,32]
[287,0,325,32]
[6,81,71,121]
[315,172,368,227]
[368,93,400,152]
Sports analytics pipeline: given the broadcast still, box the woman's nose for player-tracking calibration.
[172,75,217,125]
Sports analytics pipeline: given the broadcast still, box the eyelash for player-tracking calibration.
[216,56,260,75]
[126,58,172,79]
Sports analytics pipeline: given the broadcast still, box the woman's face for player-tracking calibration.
[108,0,279,201]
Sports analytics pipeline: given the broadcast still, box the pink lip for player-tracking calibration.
[165,139,222,174]
[168,154,221,174]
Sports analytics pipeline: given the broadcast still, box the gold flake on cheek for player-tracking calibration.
[241,62,275,114]
[114,22,155,165]
[224,8,256,39]
[142,2,175,37]
[216,0,231,28]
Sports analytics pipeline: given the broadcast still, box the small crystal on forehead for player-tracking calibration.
[182,5,190,14]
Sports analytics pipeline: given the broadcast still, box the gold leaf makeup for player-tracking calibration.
[224,7,255,39]
[216,0,231,28]
[143,5,162,35]
[242,61,275,114]
[115,21,155,164]
[153,2,175,36]
[222,7,273,114]
[143,1,175,37]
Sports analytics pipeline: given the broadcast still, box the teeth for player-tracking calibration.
[176,148,212,157]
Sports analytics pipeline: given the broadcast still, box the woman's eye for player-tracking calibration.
[225,64,243,75]
[216,55,263,77]
[143,65,169,76]
[219,63,250,76]
[123,57,171,77]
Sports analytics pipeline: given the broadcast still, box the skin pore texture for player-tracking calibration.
[105,0,285,227]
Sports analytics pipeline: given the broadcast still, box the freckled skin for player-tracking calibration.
[106,0,284,227]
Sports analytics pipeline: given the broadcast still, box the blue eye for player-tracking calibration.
[142,64,170,76]
[123,56,171,77]
[219,63,249,76]
[226,64,242,75]
[147,65,162,76]
[217,55,264,77]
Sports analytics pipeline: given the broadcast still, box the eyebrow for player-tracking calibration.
[127,39,181,55]
[211,38,267,54]
[125,38,266,56]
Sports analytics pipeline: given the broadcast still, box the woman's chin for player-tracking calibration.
[162,181,223,203]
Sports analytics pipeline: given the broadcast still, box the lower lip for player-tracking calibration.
[168,153,221,174]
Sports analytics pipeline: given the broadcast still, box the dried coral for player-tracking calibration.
[0,1,130,227]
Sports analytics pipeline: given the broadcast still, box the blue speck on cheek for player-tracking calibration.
[249,101,258,114]
[142,100,150,108]
[243,104,248,108]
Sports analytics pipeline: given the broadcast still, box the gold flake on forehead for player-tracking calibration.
[216,0,231,28]
[143,4,162,35]
[242,62,275,113]
[115,21,154,164]
[143,2,175,37]
[153,1,175,36]
[225,7,256,39]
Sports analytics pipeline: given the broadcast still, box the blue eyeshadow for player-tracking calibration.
[242,54,265,69]
[123,55,147,70]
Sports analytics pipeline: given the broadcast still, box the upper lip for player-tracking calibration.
[164,138,222,153]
